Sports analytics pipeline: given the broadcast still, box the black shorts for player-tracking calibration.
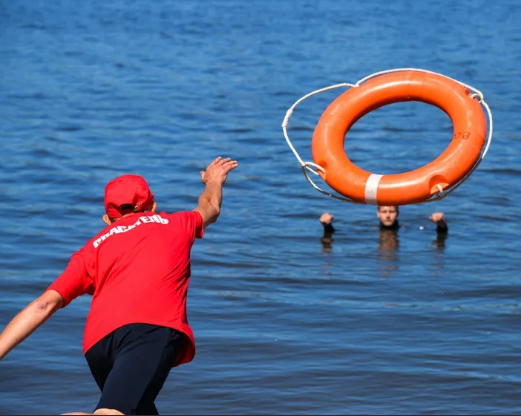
[85,323,185,415]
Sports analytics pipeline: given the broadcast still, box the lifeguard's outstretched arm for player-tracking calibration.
[0,290,64,361]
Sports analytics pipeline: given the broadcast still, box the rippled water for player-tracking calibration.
[1,0,520,414]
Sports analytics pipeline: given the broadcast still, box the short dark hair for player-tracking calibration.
[377,206,399,213]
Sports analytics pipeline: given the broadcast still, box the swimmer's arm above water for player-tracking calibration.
[0,290,64,361]
[430,212,448,234]
[320,212,335,237]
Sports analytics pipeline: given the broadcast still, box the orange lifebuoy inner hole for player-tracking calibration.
[343,101,452,175]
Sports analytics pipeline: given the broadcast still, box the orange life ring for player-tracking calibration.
[311,71,487,206]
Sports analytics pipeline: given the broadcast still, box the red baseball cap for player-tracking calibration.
[104,174,155,219]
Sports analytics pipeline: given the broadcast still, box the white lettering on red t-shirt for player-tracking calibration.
[93,215,169,248]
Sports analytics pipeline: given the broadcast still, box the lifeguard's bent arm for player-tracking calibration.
[0,290,64,361]
[194,180,222,229]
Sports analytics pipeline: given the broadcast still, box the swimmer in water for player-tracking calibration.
[319,206,448,248]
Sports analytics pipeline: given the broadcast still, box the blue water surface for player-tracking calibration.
[0,0,520,414]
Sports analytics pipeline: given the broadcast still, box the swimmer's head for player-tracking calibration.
[377,206,399,227]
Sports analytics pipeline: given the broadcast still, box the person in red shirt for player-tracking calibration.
[0,156,238,415]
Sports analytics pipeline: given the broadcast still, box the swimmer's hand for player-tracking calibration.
[320,212,334,225]
[429,212,445,224]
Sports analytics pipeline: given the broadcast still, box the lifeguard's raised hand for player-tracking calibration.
[200,157,238,185]
[195,157,238,229]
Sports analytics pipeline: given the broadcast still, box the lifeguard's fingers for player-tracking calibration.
[217,157,232,165]
[210,156,222,166]
[223,161,238,172]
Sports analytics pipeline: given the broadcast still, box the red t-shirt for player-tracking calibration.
[47,210,204,366]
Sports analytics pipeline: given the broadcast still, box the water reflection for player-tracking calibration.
[320,224,448,279]
[432,232,448,251]
[320,230,334,254]
[378,229,400,278]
